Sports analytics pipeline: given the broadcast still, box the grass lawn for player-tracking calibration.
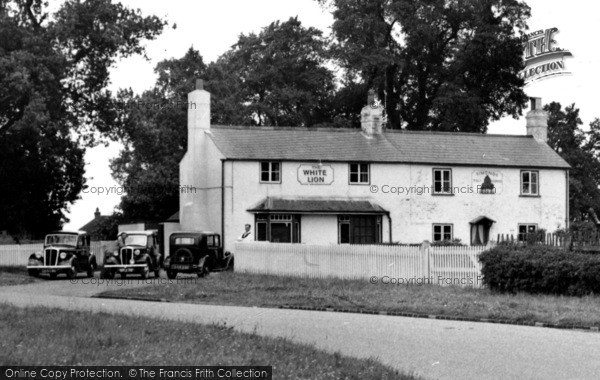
[0,304,416,380]
[100,272,600,328]
[0,267,42,286]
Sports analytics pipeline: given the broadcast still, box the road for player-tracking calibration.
[0,274,599,380]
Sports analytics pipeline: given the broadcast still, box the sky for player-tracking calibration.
[63,0,600,229]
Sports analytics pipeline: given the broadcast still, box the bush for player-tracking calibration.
[479,245,600,296]
[431,238,464,246]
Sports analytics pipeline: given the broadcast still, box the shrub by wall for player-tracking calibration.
[479,245,600,296]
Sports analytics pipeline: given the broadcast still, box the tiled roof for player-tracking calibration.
[207,126,570,169]
[247,197,388,214]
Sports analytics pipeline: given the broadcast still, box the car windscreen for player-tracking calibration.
[124,235,149,246]
[174,237,195,245]
[46,234,77,246]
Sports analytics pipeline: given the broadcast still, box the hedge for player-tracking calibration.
[479,245,600,296]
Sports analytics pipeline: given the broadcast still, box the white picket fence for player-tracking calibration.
[235,242,488,288]
[0,241,114,267]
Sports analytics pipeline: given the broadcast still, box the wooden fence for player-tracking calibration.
[497,231,600,251]
[0,241,114,267]
[235,242,487,288]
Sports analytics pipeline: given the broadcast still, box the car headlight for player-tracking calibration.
[34,252,42,259]
[113,251,119,256]
[59,252,67,260]
[134,249,141,256]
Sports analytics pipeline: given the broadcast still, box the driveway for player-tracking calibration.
[1,274,599,380]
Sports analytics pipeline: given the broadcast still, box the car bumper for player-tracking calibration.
[167,264,200,272]
[103,264,147,273]
[26,265,71,273]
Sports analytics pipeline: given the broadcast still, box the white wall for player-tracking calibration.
[222,160,567,250]
[301,215,338,245]
[179,89,224,235]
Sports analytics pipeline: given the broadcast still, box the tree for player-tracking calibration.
[207,17,336,127]
[110,48,206,221]
[320,0,530,132]
[111,18,339,220]
[0,0,165,238]
[544,102,600,221]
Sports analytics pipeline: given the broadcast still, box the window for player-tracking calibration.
[260,162,281,183]
[349,163,370,184]
[174,237,195,245]
[521,170,539,195]
[256,215,268,241]
[433,224,453,242]
[518,224,537,242]
[433,169,452,194]
[338,215,381,244]
[254,214,300,243]
[207,235,220,247]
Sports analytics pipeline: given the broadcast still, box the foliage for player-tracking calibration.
[479,245,600,296]
[206,17,336,127]
[545,102,600,221]
[320,0,530,131]
[110,48,204,221]
[0,0,165,238]
[430,238,464,246]
[85,213,122,240]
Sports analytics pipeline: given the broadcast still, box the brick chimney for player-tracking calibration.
[361,89,384,138]
[526,97,548,143]
[94,207,101,219]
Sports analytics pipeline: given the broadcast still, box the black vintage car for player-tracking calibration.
[164,231,233,279]
[26,231,97,279]
[102,231,163,279]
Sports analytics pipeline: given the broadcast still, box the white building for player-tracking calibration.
[175,81,570,251]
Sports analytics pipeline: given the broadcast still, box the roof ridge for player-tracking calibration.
[211,124,531,138]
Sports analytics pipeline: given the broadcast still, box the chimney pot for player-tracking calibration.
[94,207,101,219]
[361,89,384,137]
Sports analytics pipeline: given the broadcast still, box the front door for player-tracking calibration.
[471,221,492,245]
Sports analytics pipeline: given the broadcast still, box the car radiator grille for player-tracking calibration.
[121,248,133,264]
[44,249,58,266]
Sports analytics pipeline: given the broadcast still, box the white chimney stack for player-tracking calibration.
[187,79,210,153]
[361,89,384,138]
[526,97,548,143]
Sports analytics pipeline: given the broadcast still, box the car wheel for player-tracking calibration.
[27,269,39,277]
[140,262,150,279]
[167,270,177,279]
[198,263,210,278]
[101,269,114,279]
[154,268,161,278]
[67,264,77,280]
[87,262,96,278]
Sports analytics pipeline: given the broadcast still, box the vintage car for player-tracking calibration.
[101,230,163,279]
[164,231,233,279]
[26,231,97,279]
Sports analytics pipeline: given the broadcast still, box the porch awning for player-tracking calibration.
[247,197,388,215]
[469,215,496,224]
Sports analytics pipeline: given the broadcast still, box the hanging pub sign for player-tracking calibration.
[519,27,573,85]
[297,164,334,185]
[472,170,503,194]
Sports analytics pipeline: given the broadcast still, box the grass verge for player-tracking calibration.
[0,304,416,380]
[0,267,41,286]
[99,272,600,328]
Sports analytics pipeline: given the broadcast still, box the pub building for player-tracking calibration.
[172,80,569,252]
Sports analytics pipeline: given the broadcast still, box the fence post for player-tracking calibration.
[420,240,431,278]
